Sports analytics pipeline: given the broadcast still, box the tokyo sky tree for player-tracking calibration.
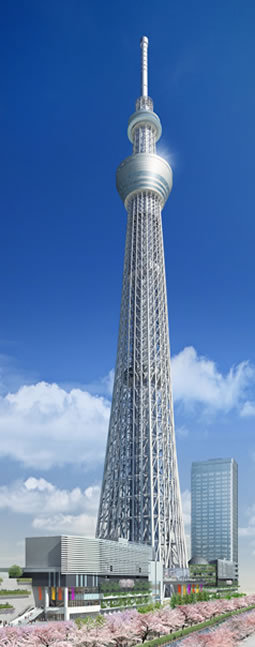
[96,37,187,570]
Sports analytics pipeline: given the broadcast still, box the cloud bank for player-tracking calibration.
[0,347,254,469]
[239,502,255,539]
[171,346,254,413]
[0,382,110,469]
[240,401,255,417]
[0,476,191,544]
[0,477,100,536]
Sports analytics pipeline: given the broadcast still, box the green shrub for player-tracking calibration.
[0,603,13,609]
[75,614,106,628]
[203,591,210,601]
[75,615,93,628]
[169,588,238,609]
[100,580,151,596]
[8,565,23,579]
[138,603,157,614]
[0,589,30,596]
[170,593,177,608]
[138,602,163,614]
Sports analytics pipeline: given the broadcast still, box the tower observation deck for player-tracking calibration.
[96,37,187,570]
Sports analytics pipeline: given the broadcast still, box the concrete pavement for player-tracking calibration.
[240,634,255,646]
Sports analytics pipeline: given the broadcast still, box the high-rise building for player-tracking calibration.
[96,37,187,570]
[191,458,238,569]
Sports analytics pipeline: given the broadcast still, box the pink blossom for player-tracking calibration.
[119,580,135,589]
[0,595,255,647]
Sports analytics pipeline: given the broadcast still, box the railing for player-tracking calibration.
[68,599,100,608]
[164,568,190,581]
[75,587,98,595]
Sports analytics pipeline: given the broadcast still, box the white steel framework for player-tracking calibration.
[96,37,187,570]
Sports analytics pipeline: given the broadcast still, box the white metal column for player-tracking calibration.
[63,587,69,621]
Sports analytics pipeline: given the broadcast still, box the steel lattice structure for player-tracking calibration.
[96,37,187,570]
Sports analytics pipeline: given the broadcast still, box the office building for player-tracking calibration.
[191,458,238,580]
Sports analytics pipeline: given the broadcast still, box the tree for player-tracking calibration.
[0,593,254,647]
[170,593,177,608]
[119,579,134,589]
[8,564,23,578]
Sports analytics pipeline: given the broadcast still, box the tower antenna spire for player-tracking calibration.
[140,36,149,97]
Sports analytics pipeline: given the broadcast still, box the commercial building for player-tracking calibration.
[24,535,153,620]
[191,458,238,581]
[189,557,237,588]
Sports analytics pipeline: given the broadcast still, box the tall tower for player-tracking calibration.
[96,37,187,570]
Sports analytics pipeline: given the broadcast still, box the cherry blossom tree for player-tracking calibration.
[1,594,255,647]
[119,580,135,589]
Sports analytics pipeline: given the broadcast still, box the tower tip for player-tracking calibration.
[140,35,149,47]
[140,36,149,97]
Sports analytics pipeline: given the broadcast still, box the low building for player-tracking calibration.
[215,558,237,586]
[24,535,153,620]
[189,557,238,589]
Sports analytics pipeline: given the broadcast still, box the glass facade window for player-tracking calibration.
[75,574,89,587]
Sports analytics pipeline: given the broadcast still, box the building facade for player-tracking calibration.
[24,535,206,619]
[191,458,238,579]
[24,536,153,620]
[189,557,237,588]
[96,36,187,571]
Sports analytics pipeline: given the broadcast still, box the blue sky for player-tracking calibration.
[0,0,255,591]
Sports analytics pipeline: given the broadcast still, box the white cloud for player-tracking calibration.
[25,477,54,493]
[172,346,254,413]
[84,369,114,397]
[239,527,255,537]
[32,513,96,535]
[181,490,191,559]
[0,477,100,536]
[61,369,114,398]
[239,502,255,540]
[181,489,191,528]
[0,477,191,544]
[176,425,189,438]
[241,401,255,417]
[0,347,254,471]
[0,381,110,468]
